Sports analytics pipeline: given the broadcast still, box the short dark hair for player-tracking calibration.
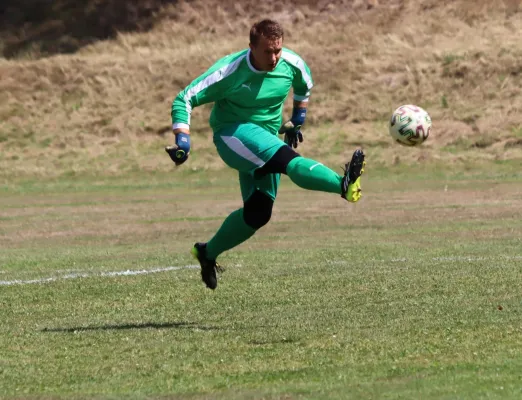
[249,19,284,46]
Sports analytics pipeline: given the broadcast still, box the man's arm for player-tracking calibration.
[168,56,239,165]
[171,54,242,133]
[279,51,314,148]
[168,88,195,165]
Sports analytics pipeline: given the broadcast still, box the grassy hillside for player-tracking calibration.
[1,0,522,179]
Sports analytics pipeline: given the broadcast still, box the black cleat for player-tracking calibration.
[191,242,223,290]
[341,149,365,203]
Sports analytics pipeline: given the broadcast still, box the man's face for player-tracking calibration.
[249,36,283,71]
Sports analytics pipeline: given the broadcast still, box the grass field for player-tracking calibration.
[2,166,521,399]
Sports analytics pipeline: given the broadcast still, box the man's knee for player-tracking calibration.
[243,191,274,229]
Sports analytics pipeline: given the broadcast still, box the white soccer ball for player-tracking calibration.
[389,105,432,146]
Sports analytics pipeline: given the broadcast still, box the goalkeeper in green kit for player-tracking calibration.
[167,19,365,290]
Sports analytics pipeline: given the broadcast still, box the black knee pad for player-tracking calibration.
[243,191,274,229]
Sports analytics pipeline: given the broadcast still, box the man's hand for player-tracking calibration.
[278,120,303,148]
[165,132,190,166]
[279,106,307,148]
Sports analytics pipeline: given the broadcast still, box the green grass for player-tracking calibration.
[1,167,522,399]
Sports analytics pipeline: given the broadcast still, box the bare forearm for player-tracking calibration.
[173,127,190,135]
[293,100,308,109]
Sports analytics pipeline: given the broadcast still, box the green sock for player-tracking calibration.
[206,208,256,260]
[286,157,342,194]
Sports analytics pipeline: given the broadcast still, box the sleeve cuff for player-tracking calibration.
[173,122,190,130]
[293,94,310,102]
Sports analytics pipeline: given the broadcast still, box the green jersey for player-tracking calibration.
[171,48,313,135]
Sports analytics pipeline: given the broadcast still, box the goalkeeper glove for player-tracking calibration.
[279,107,307,148]
[165,132,190,166]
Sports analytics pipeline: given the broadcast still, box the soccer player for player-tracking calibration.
[167,19,365,290]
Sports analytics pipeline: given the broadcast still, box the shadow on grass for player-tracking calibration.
[250,337,300,346]
[41,321,219,333]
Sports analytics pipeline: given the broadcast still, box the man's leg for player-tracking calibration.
[256,145,365,201]
[193,123,282,289]
[192,123,364,288]
[206,167,278,260]
[205,144,363,263]
[206,187,274,260]
[194,173,277,290]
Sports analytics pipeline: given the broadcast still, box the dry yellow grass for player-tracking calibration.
[1,0,522,178]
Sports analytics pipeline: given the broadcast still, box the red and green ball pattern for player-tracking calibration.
[389,105,431,146]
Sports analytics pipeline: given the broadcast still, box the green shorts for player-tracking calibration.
[213,123,286,201]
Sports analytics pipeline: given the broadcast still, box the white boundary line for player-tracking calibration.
[0,265,199,287]
[1,255,521,287]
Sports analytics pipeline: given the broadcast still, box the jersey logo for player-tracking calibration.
[241,82,252,91]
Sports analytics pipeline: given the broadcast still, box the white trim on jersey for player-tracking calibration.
[172,123,190,130]
[182,55,246,124]
[221,136,265,167]
[293,94,310,102]
[281,50,313,101]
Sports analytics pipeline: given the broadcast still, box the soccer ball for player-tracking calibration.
[389,105,432,146]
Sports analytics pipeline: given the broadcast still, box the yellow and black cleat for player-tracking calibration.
[341,149,365,203]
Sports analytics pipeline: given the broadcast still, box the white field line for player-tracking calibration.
[387,255,522,263]
[0,265,199,287]
[329,255,522,265]
[1,255,521,287]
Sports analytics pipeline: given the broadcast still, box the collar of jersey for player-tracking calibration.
[246,49,275,74]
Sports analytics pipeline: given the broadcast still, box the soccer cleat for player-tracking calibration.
[191,242,223,290]
[341,149,366,203]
